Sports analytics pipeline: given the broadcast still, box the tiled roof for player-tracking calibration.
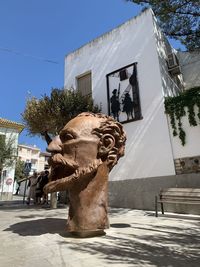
[0,117,24,133]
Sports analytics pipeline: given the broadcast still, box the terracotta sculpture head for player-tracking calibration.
[44,112,126,193]
[44,112,126,236]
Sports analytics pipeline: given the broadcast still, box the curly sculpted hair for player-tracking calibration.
[77,112,126,170]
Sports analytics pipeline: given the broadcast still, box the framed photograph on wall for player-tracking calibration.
[106,62,142,123]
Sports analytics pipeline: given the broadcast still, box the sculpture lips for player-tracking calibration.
[49,153,78,169]
[49,165,75,181]
[48,153,78,181]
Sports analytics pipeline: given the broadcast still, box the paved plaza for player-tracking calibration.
[0,196,200,267]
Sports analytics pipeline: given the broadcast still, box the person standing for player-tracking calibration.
[38,170,49,205]
[26,172,38,205]
[15,180,21,195]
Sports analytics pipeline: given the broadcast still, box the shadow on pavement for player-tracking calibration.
[153,213,200,221]
[0,201,67,212]
[3,218,66,236]
[110,223,131,228]
[59,223,200,267]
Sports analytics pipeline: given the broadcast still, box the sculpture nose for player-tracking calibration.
[47,135,62,153]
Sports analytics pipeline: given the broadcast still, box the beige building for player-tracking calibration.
[18,144,50,173]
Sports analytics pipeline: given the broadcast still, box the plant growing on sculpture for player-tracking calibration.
[22,88,101,144]
[164,87,200,146]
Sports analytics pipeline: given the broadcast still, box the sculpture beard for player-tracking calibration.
[44,153,103,193]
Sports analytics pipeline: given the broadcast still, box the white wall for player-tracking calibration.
[165,51,200,159]
[65,9,175,181]
[167,108,200,159]
[178,51,200,90]
[152,16,184,98]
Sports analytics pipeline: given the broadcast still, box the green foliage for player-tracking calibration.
[22,88,101,142]
[127,0,200,51]
[15,159,25,182]
[164,87,200,145]
[0,135,16,174]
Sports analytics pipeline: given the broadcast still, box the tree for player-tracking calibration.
[15,159,25,182]
[0,135,16,177]
[22,88,101,209]
[127,0,200,51]
[22,88,101,144]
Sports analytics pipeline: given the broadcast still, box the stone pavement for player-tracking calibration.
[0,196,200,267]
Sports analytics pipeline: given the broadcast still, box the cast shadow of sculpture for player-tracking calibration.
[44,112,126,237]
[3,218,66,236]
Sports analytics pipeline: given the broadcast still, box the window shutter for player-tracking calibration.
[77,72,92,97]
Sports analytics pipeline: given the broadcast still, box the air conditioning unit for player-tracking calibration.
[167,53,181,75]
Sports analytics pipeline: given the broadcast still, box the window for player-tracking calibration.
[76,72,92,97]
[106,62,142,123]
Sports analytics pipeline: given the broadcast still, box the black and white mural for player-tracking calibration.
[106,62,142,123]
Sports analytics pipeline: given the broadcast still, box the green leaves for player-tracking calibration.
[22,88,101,143]
[165,86,200,145]
[127,0,200,51]
[15,159,25,182]
[0,135,16,173]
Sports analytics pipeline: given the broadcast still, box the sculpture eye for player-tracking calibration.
[60,133,74,142]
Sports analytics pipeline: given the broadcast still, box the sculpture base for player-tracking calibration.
[70,229,106,238]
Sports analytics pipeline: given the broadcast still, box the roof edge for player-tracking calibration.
[0,118,24,133]
[65,8,153,58]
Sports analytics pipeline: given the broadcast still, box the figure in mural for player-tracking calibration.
[122,92,134,121]
[110,89,120,121]
[44,112,126,237]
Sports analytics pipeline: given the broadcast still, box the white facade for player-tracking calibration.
[64,9,200,210]
[178,51,200,90]
[168,110,200,159]
[0,118,24,200]
[167,51,200,166]
[65,9,176,179]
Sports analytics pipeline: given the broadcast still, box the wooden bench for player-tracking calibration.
[155,188,200,217]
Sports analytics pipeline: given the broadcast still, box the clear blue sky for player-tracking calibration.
[0,0,181,152]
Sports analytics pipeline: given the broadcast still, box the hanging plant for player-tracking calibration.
[164,87,200,146]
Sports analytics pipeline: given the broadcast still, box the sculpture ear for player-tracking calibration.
[98,134,115,155]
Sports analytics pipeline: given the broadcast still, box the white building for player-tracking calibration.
[64,9,200,211]
[0,118,24,200]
